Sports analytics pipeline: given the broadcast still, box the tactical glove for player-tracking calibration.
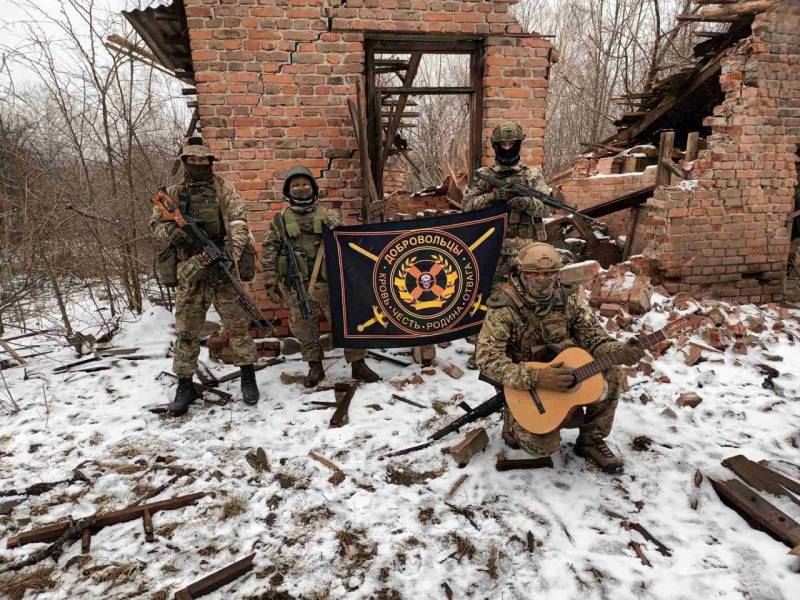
[493,187,515,203]
[535,361,575,392]
[167,223,193,248]
[507,196,548,217]
[598,339,645,366]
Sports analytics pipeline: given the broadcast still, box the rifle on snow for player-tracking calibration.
[151,187,274,333]
[381,390,505,458]
[276,213,314,320]
[476,170,595,221]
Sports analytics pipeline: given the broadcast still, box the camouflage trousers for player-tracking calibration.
[173,275,257,377]
[281,282,365,363]
[506,366,623,457]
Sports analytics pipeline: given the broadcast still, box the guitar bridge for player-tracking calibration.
[529,387,546,415]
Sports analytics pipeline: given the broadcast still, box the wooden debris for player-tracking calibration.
[0,340,26,365]
[446,474,468,499]
[442,428,489,468]
[495,454,554,471]
[245,448,270,473]
[526,531,535,553]
[7,492,206,548]
[628,540,652,567]
[694,469,703,487]
[215,359,280,385]
[367,350,412,367]
[442,582,454,600]
[142,508,154,543]
[721,455,800,505]
[174,553,256,600]
[710,476,800,550]
[330,383,357,428]
[0,498,25,516]
[391,393,426,409]
[439,360,464,380]
[604,508,672,557]
[309,451,346,486]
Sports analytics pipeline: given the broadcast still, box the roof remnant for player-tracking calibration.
[122,0,193,82]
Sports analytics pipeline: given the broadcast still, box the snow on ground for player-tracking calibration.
[1,294,799,599]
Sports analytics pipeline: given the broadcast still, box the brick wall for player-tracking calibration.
[555,167,656,241]
[638,0,800,303]
[183,0,553,332]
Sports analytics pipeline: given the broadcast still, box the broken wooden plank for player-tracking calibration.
[495,455,553,471]
[721,455,800,505]
[709,476,800,549]
[391,393,426,409]
[7,492,206,548]
[446,474,468,499]
[174,553,256,600]
[0,340,27,365]
[330,383,357,428]
[443,428,489,467]
[213,359,281,385]
[143,508,154,543]
[628,540,652,567]
[656,130,676,187]
[0,329,54,343]
[367,350,412,367]
[81,528,91,554]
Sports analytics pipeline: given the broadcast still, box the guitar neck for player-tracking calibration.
[573,329,665,383]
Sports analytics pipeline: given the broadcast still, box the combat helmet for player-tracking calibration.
[179,137,215,161]
[491,121,526,144]
[491,121,525,167]
[283,166,319,208]
[515,242,563,273]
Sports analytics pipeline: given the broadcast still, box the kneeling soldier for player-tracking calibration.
[475,243,645,473]
[261,167,380,387]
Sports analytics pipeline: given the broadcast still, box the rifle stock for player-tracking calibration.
[277,214,314,320]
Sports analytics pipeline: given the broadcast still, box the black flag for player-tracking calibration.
[323,205,507,348]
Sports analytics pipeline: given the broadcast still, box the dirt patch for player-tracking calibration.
[295,505,335,527]
[446,532,475,562]
[274,470,309,490]
[336,527,378,589]
[386,464,445,486]
[630,435,653,452]
[418,507,440,526]
[374,589,402,600]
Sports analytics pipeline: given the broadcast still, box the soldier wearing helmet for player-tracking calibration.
[475,242,646,473]
[260,167,380,388]
[462,121,553,369]
[150,138,260,415]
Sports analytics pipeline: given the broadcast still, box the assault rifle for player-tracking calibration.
[276,213,314,321]
[476,171,594,221]
[381,390,505,458]
[151,187,274,333]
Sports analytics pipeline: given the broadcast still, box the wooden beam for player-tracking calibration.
[581,186,656,219]
[685,132,700,162]
[381,53,422,177]
[622,206,641,260]
[657,131,676,186]
[378,86,475,95]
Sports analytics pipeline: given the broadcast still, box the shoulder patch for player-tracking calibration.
[486,285,523,310]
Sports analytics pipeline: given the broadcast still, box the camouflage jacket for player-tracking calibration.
[476,279,616,390]
[463,163,552,253]
[150,175,251,261]
[260,203,340,288]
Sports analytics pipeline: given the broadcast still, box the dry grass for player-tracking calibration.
[88,563,140,592]
[385,464,445,486]
[447,532,476,562]
[0,567,55,600]
[221,496,247,520]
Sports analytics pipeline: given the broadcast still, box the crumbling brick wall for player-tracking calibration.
[183,0,553,333]
[555,167,656,241]
[638,0,800,303]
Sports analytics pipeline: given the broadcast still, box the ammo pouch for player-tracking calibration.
[155,246,178,287]
[237,241,257,282]
[277,250,310,284]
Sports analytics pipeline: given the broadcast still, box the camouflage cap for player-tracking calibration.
[491,121,525,144]
[179,137,215,161]
[516,242,562,272]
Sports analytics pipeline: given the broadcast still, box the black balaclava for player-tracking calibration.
[492,140,522,167]
[184,161,214,183]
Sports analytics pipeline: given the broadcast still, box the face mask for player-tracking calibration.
[185,163,213,182]
[522,274,556,299]
[493,140,522,167]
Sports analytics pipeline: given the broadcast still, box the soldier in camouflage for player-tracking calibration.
[463,120,553,369]
[261,167,380,388]
[476,243,645,473]
[150,139,260,416]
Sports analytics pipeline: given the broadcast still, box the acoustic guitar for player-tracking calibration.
[504,317,693,435]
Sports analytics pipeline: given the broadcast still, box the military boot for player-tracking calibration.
[574,431,624,474]
[466,354,479,371]
[240,364,259,406]
[304,360,325,388]
[167,377,198,417]
[351,359,380,383]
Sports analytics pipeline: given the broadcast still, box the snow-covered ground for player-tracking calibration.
[1,293,799,599]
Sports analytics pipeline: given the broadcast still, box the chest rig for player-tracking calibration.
[491,168,547,243]
[495,282,576,362]
[275,205,327,283]
[178,179,225,243]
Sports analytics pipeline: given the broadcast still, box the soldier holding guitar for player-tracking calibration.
[475,242,646,473]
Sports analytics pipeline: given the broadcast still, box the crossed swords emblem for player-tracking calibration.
[350,226,495,333]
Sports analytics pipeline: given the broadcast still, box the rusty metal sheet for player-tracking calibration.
[709,477,800,549]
